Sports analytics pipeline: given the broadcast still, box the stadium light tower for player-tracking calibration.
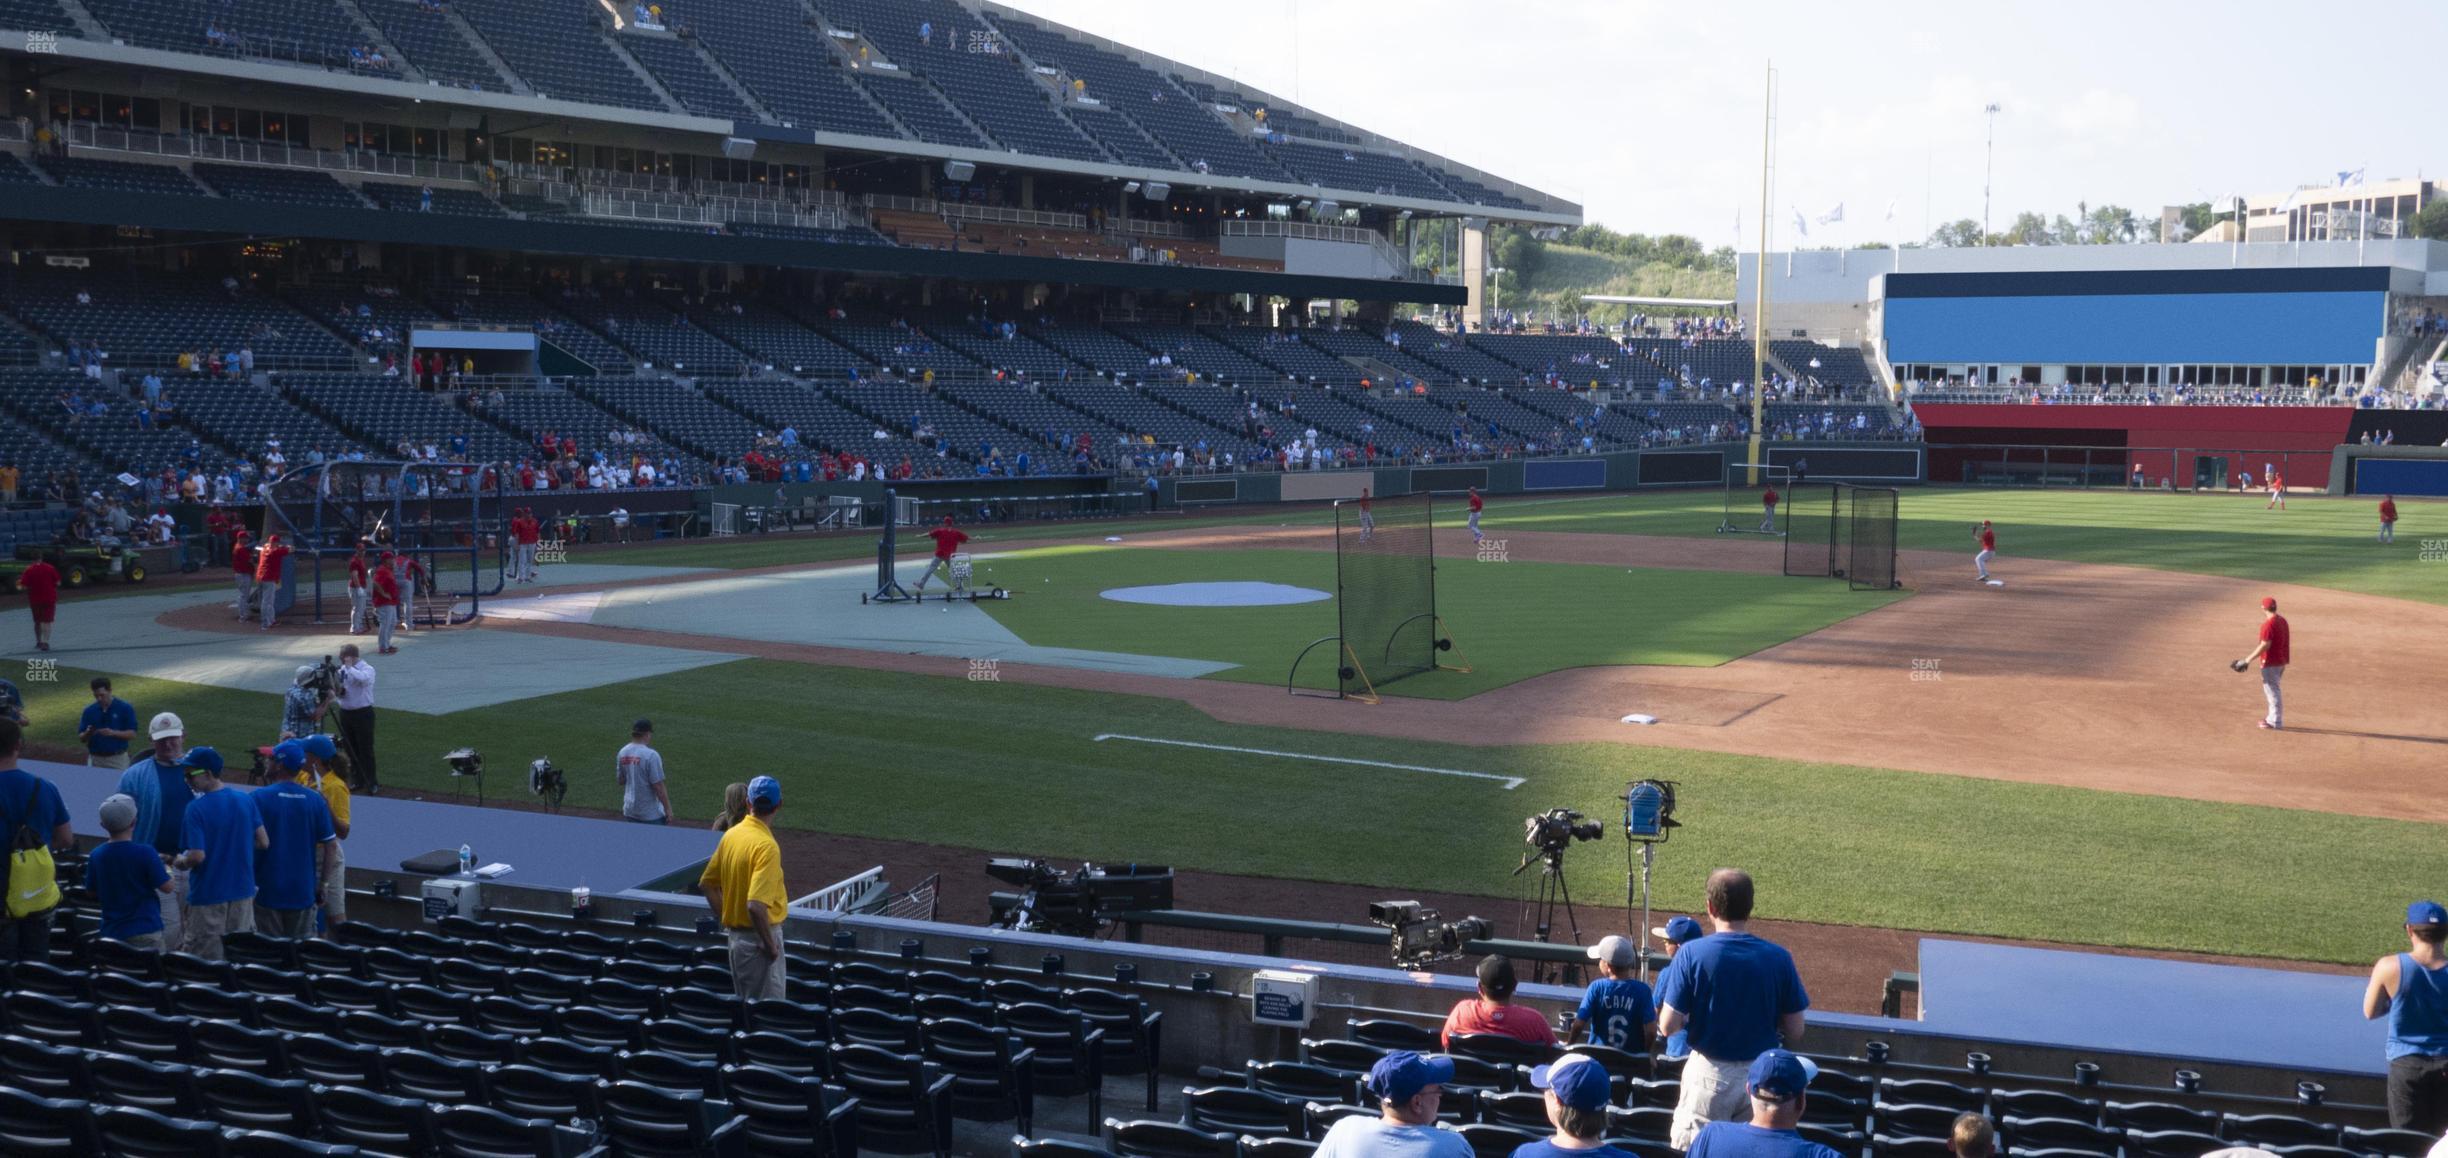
[1488,266,1507,315]
[1981,102,2002,245]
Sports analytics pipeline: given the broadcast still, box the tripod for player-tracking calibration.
[1514,844,1583,985]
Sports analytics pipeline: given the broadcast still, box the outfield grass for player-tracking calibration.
[18,660,2443,965]
[1475,486,2446,604]
[973,545,1904,694]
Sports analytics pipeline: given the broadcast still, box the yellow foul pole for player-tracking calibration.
[1748,61,1774,485]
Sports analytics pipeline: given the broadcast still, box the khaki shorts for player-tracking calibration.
[322,840,347,927]
[184,899,256,961]
[255,905,315,940]
[1672,1051,1756,1150]
[727,927,788,1002]
[87,752,131,771]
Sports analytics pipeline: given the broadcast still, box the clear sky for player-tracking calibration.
[1000,0,2441,246]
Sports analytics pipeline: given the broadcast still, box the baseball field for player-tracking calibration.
[10,485,2445,982]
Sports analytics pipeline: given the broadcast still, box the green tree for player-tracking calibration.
[2177,201,2216,238]
[2004,211,2057,246]
[2412,199,2448,241]
[1928,218,1984,247]
[2082,204,2141,245]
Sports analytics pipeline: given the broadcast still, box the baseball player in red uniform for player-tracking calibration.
[1467,487,1485,542]
[2379,494,2398,544]
[253,533,291,631]
[1760,485,1779,533]
[20,553,59,652]
[510,508,542,583]
[346,542,370,634]
[2240,595,2290,730]
[230,530,257,620]
[1975,520,1997,581]
[1357,487,1376,543]
[912,517,969,593]
[370,552,402,654]
[2266,470,2286,510]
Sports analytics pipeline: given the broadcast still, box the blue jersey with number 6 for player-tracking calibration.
[1577,977,1656,1049]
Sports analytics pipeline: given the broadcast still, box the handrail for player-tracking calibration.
[939,201,1088,230]
[65,123,477,183]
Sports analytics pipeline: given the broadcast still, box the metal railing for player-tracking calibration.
[579,191,718,224]
[1905,386,2346,407]
[940,201,1089,230]
[64,123,478,183]
[1108,218,1188,239]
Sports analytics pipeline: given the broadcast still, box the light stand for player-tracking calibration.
[1621,779,1680,979]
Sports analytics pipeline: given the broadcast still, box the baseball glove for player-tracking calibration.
[2229,659,2250,673]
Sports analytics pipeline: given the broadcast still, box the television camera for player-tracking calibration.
[983,857,1174,938]
[1369,900,1493,970]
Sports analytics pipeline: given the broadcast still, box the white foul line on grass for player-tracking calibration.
[1091,733,1524,790]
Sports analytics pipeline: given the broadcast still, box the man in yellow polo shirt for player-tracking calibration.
[297,733,352,932]
[699,774,786,1000]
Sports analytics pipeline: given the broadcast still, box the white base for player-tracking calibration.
[1985,579,2006,587]
[1621,713,1659,725]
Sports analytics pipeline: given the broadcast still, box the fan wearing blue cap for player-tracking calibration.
[294,733,353,930]
[250,740,338,941]
[699,775,788,1002]
[1683,1050,1844,1158]
[1314,1051,1471,1158]
[1652,916,1706,1060]
[1517,1053,1634,1156]
[2365,900,2448,1131]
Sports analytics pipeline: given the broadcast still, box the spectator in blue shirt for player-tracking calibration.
[90,793,172,950]
[1658,869,1810,1150]
[1652,916,1706,1060]
[2366,899,2448,1131]
[0,720,72,962]
[176,752,268,960]
[1515,1052,1632,1157]
[1684,1050,1844,1158]
[115,715,198,950]
[78,676,140,770]
[1570,934,1656,1055]
[1314,1051,1471,1158]
[251,741,336,939]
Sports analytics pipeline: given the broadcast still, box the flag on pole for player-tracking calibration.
[2337,167,2366,187]
[1791,207,1809,238]
[1883,199,1897,223]
[1816,202,1845,226]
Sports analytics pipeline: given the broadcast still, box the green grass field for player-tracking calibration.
[18,659,2443,965]
[973,545,1906,694]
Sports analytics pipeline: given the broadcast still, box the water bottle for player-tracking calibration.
[459,843,474,874]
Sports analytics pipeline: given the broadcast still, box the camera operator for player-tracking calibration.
[279,663,333,741]
[332,644,380,795]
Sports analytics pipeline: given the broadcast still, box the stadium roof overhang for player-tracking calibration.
[2,185,1467,304]
[5,37,1581,227]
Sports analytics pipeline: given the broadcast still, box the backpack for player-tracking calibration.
[7,779,60,919]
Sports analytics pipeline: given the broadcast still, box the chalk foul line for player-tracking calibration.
[1091,733,1524,790]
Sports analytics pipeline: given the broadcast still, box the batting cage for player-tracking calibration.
[1717,462,1792,536]
[262,460,508,626]
[1782,483,1900,589]
[1288,491,1468,702]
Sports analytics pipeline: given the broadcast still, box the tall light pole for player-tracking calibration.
[1982,102,2002,245]
[1488,266,1507,316]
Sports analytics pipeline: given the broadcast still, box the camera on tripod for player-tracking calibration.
[303,655,344,700]
[1369,900,1493,970]
[1524,807,1604,856]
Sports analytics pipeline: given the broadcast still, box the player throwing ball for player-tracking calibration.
[911,516,969,594]
[1974,520,1996,581]
[1466,486,1484,542]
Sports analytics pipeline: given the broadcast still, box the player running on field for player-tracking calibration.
[2379,494,2398,543]
[1974,520,1996,581]
[1467,487,1484,542]
[1759,485,1779,533]
[2266,470,2286,510]
[1356,487,1375,543]
[912,516,969,593]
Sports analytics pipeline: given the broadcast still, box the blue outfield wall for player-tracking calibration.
[2349,457,2448,498]
[1885,291,2386,365]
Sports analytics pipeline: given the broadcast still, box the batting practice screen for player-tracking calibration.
[1783,485,1838,578]
[1336,492,1437,695]
[1845,485,1901,590]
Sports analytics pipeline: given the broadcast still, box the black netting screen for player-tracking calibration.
[1846,485,1900,591]
[1783,484,1839,578]
[1337,492,1438,695]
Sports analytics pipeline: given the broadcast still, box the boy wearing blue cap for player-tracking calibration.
[176,747,266,960]
[1654,916,1705,1060]
[251,741,337,939]
[1516,1052,1632,1156]
[1684,1050,1843,1158]
[2366,899,2448,1131]
[1315,1051,1472,1158]
[700,775,787,1000]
